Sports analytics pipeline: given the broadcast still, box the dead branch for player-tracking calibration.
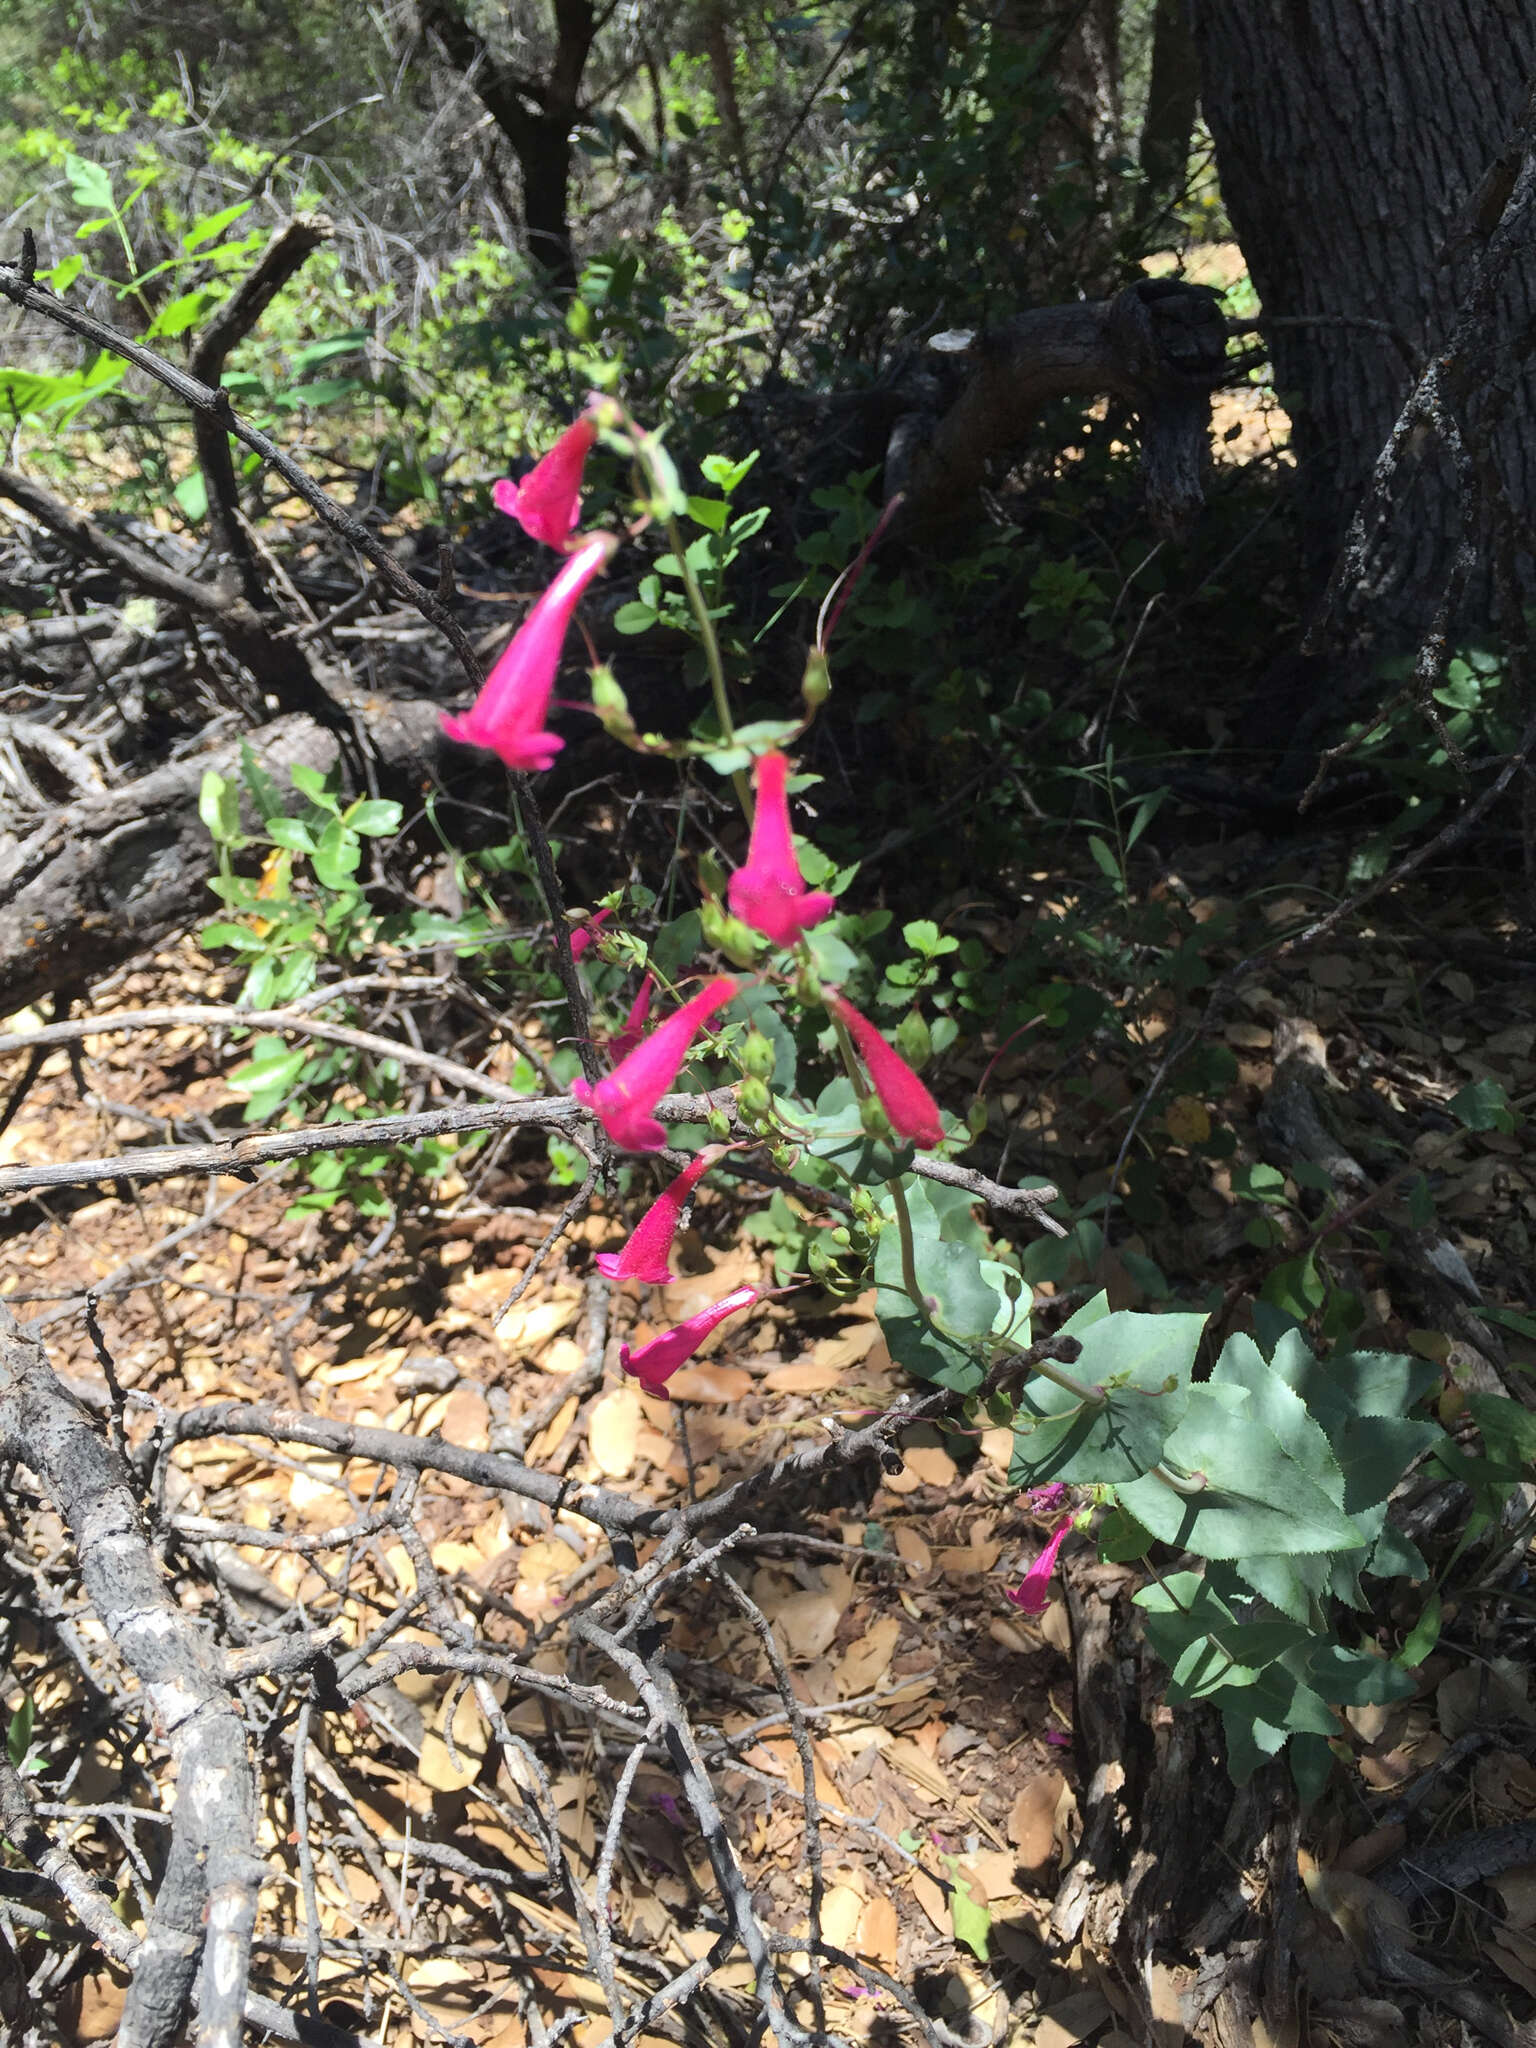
[0,1302,263,2048]
[895,277,1231,539]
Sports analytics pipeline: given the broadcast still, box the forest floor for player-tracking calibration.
[4,791,1535,2048]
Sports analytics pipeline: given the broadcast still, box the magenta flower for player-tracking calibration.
[1007,1519,1071,1617]
[493,417,597,552]
[620,1283,758,1398]
[726,752,835,948]
[572,975,738,1151]
[827,995,944,1149]
[596,1147,725,1284]
[569,907,613,962]
[1025,1482,1070,1514]
[441,536,611,771]
[608,972,655,1064]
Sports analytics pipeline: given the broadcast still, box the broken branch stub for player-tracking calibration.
[894,278,1231,540]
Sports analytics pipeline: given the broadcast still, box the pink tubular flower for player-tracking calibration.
[827,995,944,1149]
[572,975,739,1151]
[442,536,611,771]
[1007,1519,1072,1617]
[493,417,597,551]
[620,1284,758,1398]
[726,752,835,948]
[569,907,613,962]
[596,1147,724,1284]
[608,972,655,1064]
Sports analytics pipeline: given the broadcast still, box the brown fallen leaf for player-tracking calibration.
[858,1892,899,1968]
[763,1358,844,1393]
[589,1386,642,1478]
[835,1614,901,1696]
[893,1526,932,1571]
[666,1362,754,1402]
[1009,1771,1068,1872]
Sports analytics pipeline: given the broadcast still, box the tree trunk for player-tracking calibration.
[1190,1,1536,638]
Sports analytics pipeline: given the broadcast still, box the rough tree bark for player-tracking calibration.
[1190,0,1536,632]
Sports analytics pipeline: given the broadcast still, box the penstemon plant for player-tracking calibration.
[281,396,1475,1796]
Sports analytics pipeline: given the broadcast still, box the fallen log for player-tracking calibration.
[0,696,444,1017]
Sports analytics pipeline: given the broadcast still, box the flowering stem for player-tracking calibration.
[665,515,754,824]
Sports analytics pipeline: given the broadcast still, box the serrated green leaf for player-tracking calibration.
[1008,1310,1203,1486]
[1306,1645,1416,1707]
[1210,1334,1346,1502]
[1116,1388,1368,1558]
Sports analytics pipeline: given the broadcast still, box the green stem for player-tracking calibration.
[665,514,753,824]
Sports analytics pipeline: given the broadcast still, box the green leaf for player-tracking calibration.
[240,741,284,827]
[802,1076,913,1185]
[1398,1589,1442,1667]
[65,155,114,214]
[687,494,729,533]
[347,799,403,837]
[198,769,239,845]
[945,1860,990,1962]
[1269,1335,1440,1433]
[289,762,340,810]
[1116,1387,1369,1559]
[1087,833,1121,883]
[1448,1076,1517,1132]
[612,601,658,634]
[173,469,208,521]
[701,450,759,495]
[7,1694,34,1770]
[1209,1335,1346,1502]
[182,200,253,250]
[228,1042,306,1096]
[873,1184,998,1394]
[264,817,314,854]
[1306,1645,1416,1707]
[200,921,265,953]
[1008,1311,1204,1486]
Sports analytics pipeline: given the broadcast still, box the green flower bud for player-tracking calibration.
[795,960,823,1007]
[738,1075,772,1121]
[770,1140,799,1171]
[707,1105,733,1141]
[894,1010,931,1071]
[858,1092,893,1139]
[698,851,729,899]
[801,649,832,708]
[699,896,760,968]
[966,1096,990,1139]
[740,1027,776,1081]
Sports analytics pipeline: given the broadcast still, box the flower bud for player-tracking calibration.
[740,1028,776,1081]
[858,1092,893,1139]
[698,851,729,899]
[738,1075,772,1122]
[966,1096,990,1139]
[699,896,761,968]
[707,1105,733,1141]
[894,1010,931,1071]
[795,959,823,1007]
[801,649,832,709]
